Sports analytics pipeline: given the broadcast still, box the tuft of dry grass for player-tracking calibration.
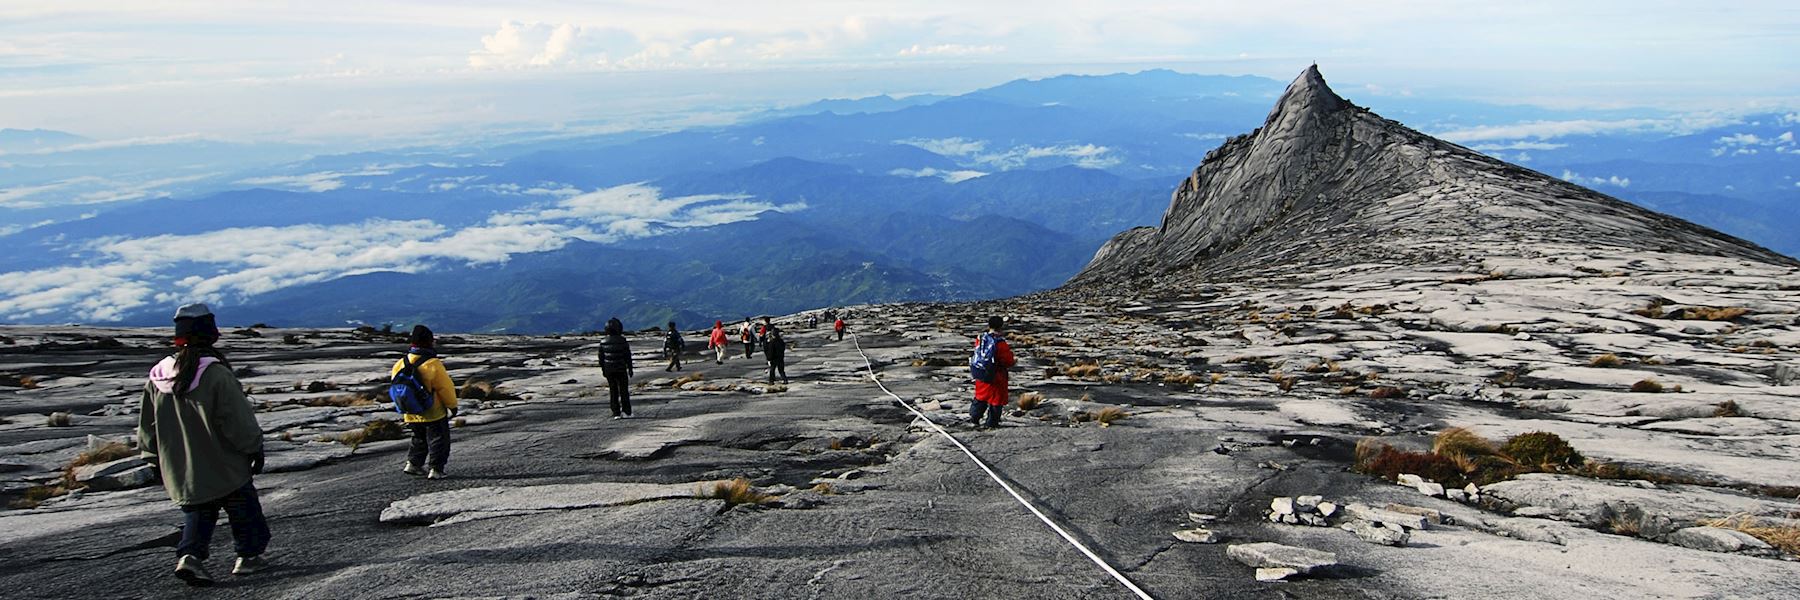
[672,372,706,387]
[46,412,71,427]
[809,482,838,495]
[0,374,40,389]
[1630,378,1665,393]
[1678,306,1750,321]
[8,483,74,509]
[1017,391,1045,410]
[1354,437,1390,469]
[912,357,957,368]
[62,441,137,486]
[1338,385,1360,395]
[1304,361,1340,374]
[1703,514,1800,556]
[1432,427,1497,459]
[1095,406,1127,427]
[701,478,771,506]
[1064,363,1102,379]
[1714,400,1743,418]
[1164,372,1205,386]
[337,419,406,449]
[1588,354,1623,368]
[1269,372,1297,392]
[1368,386,1405,399]
[1630,301,1666,319]
[461,380,518,401]
[300,392,378,408]
[1209,373,1227,384]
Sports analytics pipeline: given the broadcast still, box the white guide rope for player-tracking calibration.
[848,331,1156,600]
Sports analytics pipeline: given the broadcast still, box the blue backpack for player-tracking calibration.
[388,355,436,415]
[970,333,1001,383]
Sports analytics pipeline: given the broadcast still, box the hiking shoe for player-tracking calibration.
[402,462,424,476]
[623,413,633,419]
[232,554,269,575]
[427,468,447,480]
[175,555,214,587]
[611,415,623,420]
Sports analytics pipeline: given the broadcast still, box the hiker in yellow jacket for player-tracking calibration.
[390,325,458,479]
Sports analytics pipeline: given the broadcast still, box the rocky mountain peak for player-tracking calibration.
[1071,66,1795,287]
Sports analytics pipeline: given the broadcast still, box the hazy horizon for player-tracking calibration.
[5,1,1798,147]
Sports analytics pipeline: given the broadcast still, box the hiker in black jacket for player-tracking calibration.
[662,321,684,372]
[598,318,634,419]
[761,317,788,384]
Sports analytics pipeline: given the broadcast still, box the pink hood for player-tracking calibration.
[149,356,220,394]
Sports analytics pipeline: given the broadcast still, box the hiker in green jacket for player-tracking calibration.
[137,303,271,586]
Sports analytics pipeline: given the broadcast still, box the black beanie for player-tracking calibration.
[410,324,434,348]
[987,316,1005,331]
[173,303,221,339]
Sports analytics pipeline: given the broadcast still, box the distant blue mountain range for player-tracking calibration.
[1,69,1795,332]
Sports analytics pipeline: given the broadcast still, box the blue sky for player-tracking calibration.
[2,1,1797,144]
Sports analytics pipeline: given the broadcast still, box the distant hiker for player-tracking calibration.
[391,325,458,479]
[708,320,729,364]
[762,317,788,384]
[834,316,846,341]
[969,316,1016,430]
[663,321,685,372]
[599,317,634,419]
[138,303,271,586]
[740,318,756,359]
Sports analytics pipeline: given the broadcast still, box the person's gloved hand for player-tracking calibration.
[449,407,460,419]
[249,452,265,475]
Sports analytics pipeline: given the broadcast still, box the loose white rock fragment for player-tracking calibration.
[1227,542,1338,580]
[1270,497,1296,515]
[1172,528,1221,544]
[1415,481,1446,497]
[1316,501,1339,518]
[1343,519,1410,546]
[1667,527,1772,553]
[1255,567,1301,582]
[1344,503,1429,530]
[1397,473,1424,487]
[1296,495,1322,509]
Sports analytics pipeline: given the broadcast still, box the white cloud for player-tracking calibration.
[1437,116,1735,143]
[1179,132,1229,141]
[897,43,1002,57]
[888,167,988,182]
[895,137,1119,169]
[0,183,805,321]
[1710,130,1797,156]
[1560,169,1629,188]
[1468,141,1567,151]
[235,165,407,192]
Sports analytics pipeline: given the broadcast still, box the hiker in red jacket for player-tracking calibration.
[708,320,729,364]
[970,316,1015,429]
[834,316,846,341]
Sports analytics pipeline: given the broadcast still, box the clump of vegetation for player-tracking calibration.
[0,374,39,389]
[1063,362,1102,379]
[337,419,406,449]
[1677,306,1750,321]
[1714,400,1743,418]
[911,357,957,368]
[1304,361,1340,374]
[1704,514,1800,556]
[672,373,706,388]
[1017,391,1045,411]
[1163,372,1205,386]
[8,484,74,509]
[1209,373,1227,385]
[1269,372,1297,392]
[46,412,72,427]
[1095,406,1128,427]
[1630,378,1665,393]
[1588,354,1623,368]
[1368,386,1405,399]
[1338,385,1360,395]
[1500,431,1586,471]
[1355,444,1469,487]
[809,482,838,495]
[300,392,378,408]
[461,380,518,400]
[1629,300,1667,319]
[701,478,771,507]
[62,441,137,486]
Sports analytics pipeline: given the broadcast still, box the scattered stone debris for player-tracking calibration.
[1226,542,1338,582]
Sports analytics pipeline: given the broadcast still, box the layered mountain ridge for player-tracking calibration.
[1074,66,1797,286]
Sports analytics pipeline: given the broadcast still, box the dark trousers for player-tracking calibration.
[177,481,271,560]
[606,373,632,416]
[970,400,1002,428]
[407,418,451,470]
[666,350,682,371]
[743,340,754,359]
[836,329,844,341]
[767,354,788,383]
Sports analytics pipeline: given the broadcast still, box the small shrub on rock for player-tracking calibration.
[1358,446,1467,487]
[1017,391,1044,410]
[1713,400,1742,417]
[1368,386,1405,399]
[1500,431,1585,471]
[1095,406,1127,426]
[702,478,771,507]
[1630,378,1664,393]
[1588,354,1623,368]
[1432,427,1496,460]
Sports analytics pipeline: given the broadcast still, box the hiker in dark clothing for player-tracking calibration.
[599,318,634,419]
[761,317,788,383]
[138,303,271,586]
[663,321,684,372]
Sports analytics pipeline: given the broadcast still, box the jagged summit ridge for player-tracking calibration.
[1074,66,1796,286]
